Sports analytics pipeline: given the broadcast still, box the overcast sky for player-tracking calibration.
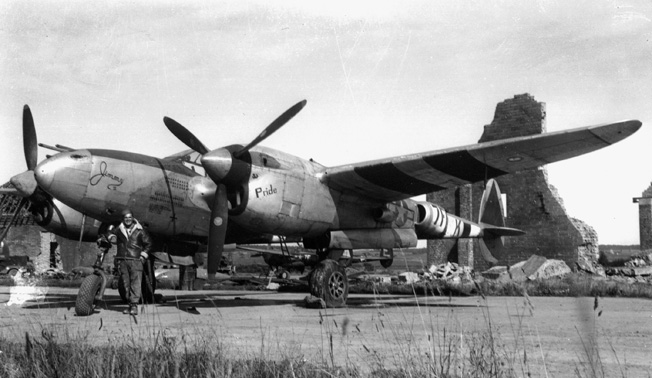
[1,0,651,245]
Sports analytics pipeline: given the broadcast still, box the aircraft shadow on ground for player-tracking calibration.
[6,290,482,315]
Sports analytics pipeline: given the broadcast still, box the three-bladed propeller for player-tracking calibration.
[8,106,54,226]
[10,106,39,198]
[163,100,307,277]
[1,107,38,243]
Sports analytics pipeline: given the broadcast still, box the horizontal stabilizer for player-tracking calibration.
[480,223,525,237]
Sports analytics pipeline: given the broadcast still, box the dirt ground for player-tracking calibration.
[1,286,650,377]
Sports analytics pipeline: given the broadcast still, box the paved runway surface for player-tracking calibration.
[1,285,650,376]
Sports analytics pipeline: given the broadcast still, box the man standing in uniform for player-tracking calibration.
[105,209,152,315]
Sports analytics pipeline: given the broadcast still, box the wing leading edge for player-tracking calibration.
[323,120,641,202]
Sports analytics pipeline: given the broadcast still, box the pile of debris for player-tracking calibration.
[352,262,474,286]
[604,251,652,283]
[481,255,571,283]
[421,262,473,283]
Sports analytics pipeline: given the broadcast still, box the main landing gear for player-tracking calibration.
[309,249,349,308]
[309,259,348,307]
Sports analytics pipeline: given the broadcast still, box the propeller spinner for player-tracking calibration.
[163,100,307,277]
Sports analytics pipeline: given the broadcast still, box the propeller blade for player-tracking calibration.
[234,99,307,158]
[163,116,210,155]
[207,184,229,277]
[23,105,38,170]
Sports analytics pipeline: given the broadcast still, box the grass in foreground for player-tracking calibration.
[0,316,524,378]
[0,333,346,378]
[0,278,638,377]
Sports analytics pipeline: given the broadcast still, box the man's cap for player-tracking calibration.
[121,208,133,217]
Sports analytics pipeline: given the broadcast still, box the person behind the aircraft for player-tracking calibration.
[99,208,152,315]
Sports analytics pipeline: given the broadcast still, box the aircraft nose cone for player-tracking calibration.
[35,150,92,203]
[34,159,56,191]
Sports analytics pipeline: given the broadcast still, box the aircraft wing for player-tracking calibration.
[324,120,641,202]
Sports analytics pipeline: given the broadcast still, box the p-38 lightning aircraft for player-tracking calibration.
[6,100,641,310]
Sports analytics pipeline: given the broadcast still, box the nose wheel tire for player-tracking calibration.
[309,259,348,308]
[75,274,102,316]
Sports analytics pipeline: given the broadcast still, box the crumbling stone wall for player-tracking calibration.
[3,225,97,272]
[638,183,652,251]
[571,218,600,274]
[58,237,100,271]
[4,226,42,261]
[427,94,599,272]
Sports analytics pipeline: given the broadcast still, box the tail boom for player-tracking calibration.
[414,179,522,265]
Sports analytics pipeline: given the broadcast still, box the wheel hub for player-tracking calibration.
[328,271,345,299]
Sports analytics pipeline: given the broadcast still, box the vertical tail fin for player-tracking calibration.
[478,179,524,265]
[479,179,505,228]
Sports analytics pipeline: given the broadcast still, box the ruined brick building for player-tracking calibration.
[427,94,600,272]
[635,184,652,251]
[0,189,97,272]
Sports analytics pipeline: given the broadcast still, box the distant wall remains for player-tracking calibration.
[637,183,652,250]
[427,94,599,272]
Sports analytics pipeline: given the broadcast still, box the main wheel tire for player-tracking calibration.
[309,259,348,308]
[75,275,102,316]
[380,258,394,269]
[277,269,290,280]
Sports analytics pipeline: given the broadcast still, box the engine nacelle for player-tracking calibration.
[414,201,482,239]
[39,199,102,242]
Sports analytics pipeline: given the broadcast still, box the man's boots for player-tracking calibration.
[123,305,138,315]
